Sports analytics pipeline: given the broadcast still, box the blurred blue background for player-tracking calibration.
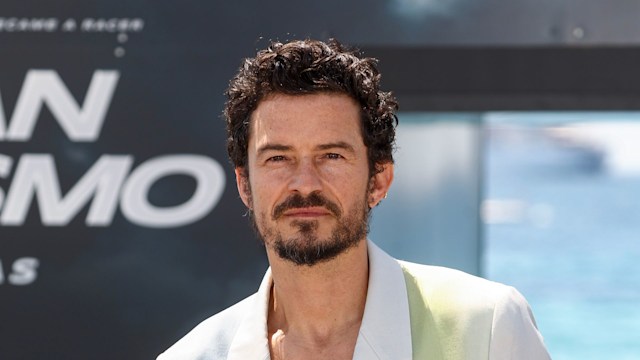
[484,112,640,359]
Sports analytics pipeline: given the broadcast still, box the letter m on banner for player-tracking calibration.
[0,70,120,142]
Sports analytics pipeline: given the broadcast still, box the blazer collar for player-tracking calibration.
[354,241,412,360]
[226,267,272,360]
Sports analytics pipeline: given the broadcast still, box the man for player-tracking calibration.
[158,39,551,360]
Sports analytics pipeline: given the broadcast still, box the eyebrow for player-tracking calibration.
[256,144,292,157]
[316,142,355,153]
[256,141,356,156]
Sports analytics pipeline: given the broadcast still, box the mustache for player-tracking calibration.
[272,192,342,219]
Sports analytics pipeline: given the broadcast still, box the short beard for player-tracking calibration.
[249,191,370,267]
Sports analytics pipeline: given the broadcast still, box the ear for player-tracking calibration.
[235,167,252,209]
[368,163,394,208]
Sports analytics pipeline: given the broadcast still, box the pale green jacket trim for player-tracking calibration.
[401,261,551,360]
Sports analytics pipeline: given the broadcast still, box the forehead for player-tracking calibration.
[248,93,363,146]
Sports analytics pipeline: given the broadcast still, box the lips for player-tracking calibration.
[282,207,332,218]
[272,192,342,220]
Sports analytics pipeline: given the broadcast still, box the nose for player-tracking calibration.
[288,158,323,195]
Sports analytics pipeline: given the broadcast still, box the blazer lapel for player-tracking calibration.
[353,241,413,360]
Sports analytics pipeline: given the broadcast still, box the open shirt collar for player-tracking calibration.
[227,240,412,360]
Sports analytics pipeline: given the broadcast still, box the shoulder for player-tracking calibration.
[157,295,255,360]
[399,260,510,336]
[399,260,513,307]
[399,260,535,326]
[400,261,550,359]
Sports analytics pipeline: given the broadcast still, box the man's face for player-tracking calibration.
[235,93,390,266]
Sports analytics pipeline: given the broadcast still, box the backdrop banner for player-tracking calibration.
[0,6,271,359]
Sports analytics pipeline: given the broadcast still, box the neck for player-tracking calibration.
[266,239,369,346]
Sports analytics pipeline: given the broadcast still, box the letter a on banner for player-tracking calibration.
[0,70,119,141]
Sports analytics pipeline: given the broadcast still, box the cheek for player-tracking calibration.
[336,177,371,207]
[320,161,368,182]
[248,173,283,210]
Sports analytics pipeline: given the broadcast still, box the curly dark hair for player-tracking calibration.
[224,38,398,176]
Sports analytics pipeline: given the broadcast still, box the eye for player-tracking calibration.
[267,155,286,162]
[325,153,344,160]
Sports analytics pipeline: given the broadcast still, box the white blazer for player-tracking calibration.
[158,241,550,360]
